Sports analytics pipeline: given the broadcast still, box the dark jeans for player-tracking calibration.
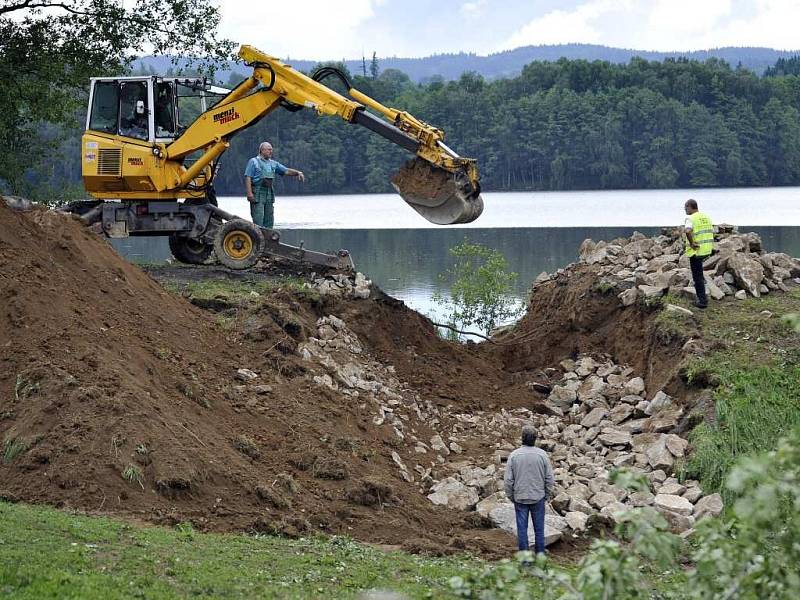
[689,255,708,306]
[514,499,546,554]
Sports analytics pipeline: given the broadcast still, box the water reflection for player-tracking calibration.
[113,225,800,307]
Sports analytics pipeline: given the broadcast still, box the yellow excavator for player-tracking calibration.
[73,45,484,270]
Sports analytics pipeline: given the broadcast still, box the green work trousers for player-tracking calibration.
[250,183,275,228]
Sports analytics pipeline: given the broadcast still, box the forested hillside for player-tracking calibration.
[18,55,800,198]
[138,45,800,84]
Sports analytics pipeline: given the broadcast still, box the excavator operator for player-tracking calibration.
[155,83,176,137]
[119,81,148,140]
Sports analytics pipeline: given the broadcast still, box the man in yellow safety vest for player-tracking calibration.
[684,199,714,309]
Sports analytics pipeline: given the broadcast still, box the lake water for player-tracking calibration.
[113,188,800,317]
[217,187,800,229]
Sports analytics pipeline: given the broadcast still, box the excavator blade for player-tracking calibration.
[390,158,484,225]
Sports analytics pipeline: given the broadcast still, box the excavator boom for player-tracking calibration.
[225,46,484,225]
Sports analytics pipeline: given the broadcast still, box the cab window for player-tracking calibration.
[155,82,176,137]
[119,81,150,141]
[88,81,119,134]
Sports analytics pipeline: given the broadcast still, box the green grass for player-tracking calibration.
[0,501,539,599]
[591,280,616,295]
[2,437,30,464]
[660,289,800,502]
[686,364,800,503]
[121,465,144,489]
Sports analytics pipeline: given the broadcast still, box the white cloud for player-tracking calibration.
[646,0,732,36]
[461,0,489,17]
[499,0,631,49]
[689,0,800,50]
[497,0,800,52]
[216,0,800,61]
[217,0,385,60]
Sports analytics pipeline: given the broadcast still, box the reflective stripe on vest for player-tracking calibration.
[686,211,714,257]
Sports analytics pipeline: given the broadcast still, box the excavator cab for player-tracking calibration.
[86,78,149,149]
[85,77,217,144]
[83,77,229,198]
[88,78,154,142]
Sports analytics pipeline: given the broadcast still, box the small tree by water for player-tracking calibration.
[434,240,521,336]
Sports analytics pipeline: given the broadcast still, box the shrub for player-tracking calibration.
[3,437,30,464]
[233,435,260,460]
[434,240,521,334]
[122,464,144,489]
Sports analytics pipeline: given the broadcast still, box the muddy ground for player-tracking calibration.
[0,201,705,558]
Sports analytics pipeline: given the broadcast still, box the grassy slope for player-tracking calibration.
[0,501,528,599]
[656,289,800,502]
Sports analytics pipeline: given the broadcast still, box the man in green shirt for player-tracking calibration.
[244,142,305,228]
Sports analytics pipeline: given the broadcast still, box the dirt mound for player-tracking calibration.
[0,201,513,556]
[494,264,685,395]
[340,290,535,412]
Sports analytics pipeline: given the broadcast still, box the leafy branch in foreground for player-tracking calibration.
[688,431,800,599]
[434,240,522,335]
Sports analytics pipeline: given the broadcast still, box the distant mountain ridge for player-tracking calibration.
[137,44,800,83]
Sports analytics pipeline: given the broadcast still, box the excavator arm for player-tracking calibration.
[164,45,483,225]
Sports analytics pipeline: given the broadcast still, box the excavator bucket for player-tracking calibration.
[391,158,484,225]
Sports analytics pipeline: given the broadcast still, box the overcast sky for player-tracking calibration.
[218,0,800,60]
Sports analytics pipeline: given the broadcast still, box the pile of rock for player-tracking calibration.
[423,355,724,545]
[299,315,446,487]
[1,196,33,211]
[308,272,372,299]
[297,313,723,546]
[535,228,800,305]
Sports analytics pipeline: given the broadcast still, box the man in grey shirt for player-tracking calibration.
[504,425,555,554]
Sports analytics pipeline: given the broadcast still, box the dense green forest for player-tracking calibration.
[15,55,800,198]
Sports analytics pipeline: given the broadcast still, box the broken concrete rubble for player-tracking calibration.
[694,493,724,521]
[654,493,694,516]
[488,503,563,547]
[418,351,728,538]
[309,272,372,299]
[427,478,477,510]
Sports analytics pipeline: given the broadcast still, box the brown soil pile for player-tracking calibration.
[339,291,538,412]
[0,200,696,558]
[391,158,457,201]
[493,265,687,396]
[390,158,483,224]
[0,201,515,555]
